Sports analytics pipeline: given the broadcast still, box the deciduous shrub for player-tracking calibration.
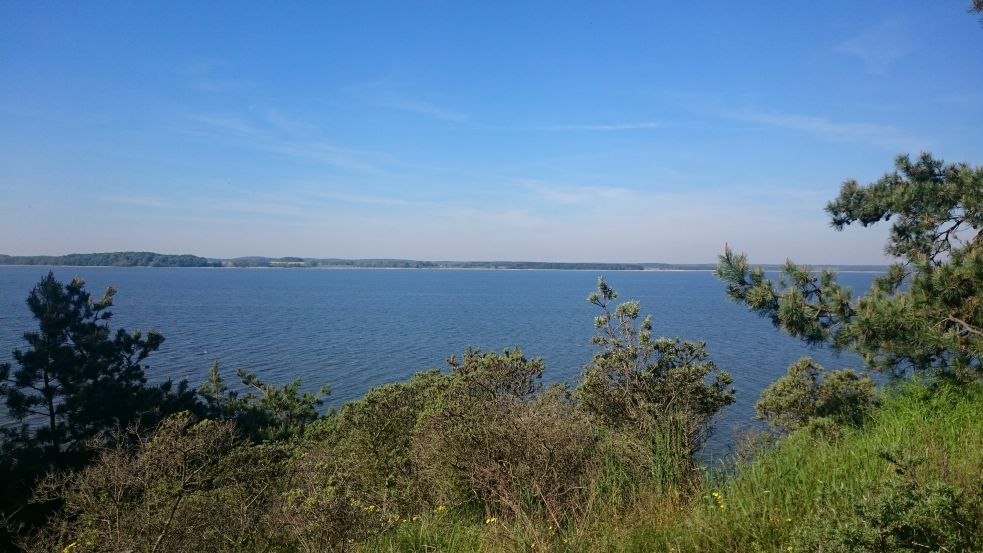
[323,369,449,514]
[414,349,601,530]
[26,412,290,553]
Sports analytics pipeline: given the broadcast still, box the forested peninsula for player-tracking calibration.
[0,252,220,267]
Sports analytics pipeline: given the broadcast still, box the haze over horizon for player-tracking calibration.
[2,2,981,265]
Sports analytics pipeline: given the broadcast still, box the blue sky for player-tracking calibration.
[1,1,980,263]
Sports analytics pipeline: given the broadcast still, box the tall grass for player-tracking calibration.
[619,380,983,552]
[362,381,983,552]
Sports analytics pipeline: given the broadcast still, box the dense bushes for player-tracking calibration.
[414,350,600,529]
[36,381,979,553]
[0,276,738,552]
[26,413,290,553]
[793,453,983,552]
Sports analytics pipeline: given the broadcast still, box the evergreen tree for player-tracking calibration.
[0,272,198,546]
[578,277,735,458]
[717,153,982,381]
[198,361,330,442]
[0,272,197,458]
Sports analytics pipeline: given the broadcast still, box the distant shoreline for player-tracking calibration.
[0,264,887,273]
[0,251,889,273]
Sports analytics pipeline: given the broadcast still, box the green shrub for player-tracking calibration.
[578,278,734,475]
[326,369,449,514]
[415,349,602,530]
[755,357,877,433]
[26,412,290,553]
[793,452,983,552]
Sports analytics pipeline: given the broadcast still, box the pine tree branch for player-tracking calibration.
[946,316,983,337]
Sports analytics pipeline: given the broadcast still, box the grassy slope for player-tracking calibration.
[362,381,983,552]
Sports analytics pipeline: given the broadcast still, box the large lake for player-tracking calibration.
[0,266,876,456]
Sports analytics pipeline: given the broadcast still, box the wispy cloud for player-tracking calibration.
[835,19,912,75]
[378,97,469,122]
[106,191,330,220]
[180,111,386,173]
[517,180,634,205]
[449,206,541,228]
[312,191,442,209]
[344,78,469,122]
[722,108,920,150]
[204,197,306,217]
[541,121,663,131]
[176,58,255,94]
[107,195,179,209]
[191,114,258,136]
[937,92,983,108]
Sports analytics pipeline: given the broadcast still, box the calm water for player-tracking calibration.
[0,266,876,456]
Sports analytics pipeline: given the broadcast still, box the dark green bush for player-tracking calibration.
[756,357,877,433]
[198,362,330,442]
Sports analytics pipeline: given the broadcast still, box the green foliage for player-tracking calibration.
[0,272,198,549]
[610,380,983,552]
[361,382,983,553]
[0,271,194,457]
[311,348,607,535]
[579,277,735,462]
[416,349,601,529]
[755,357,877,433]
[324,369,450,513]
[793,452,983,552]
[717,153,983,380]
[26,412,290,553]
[280,372,453,553]
[198,361,330,442]
[292,280,735,544]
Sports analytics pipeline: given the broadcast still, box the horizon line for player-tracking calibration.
[0,251,892,268]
